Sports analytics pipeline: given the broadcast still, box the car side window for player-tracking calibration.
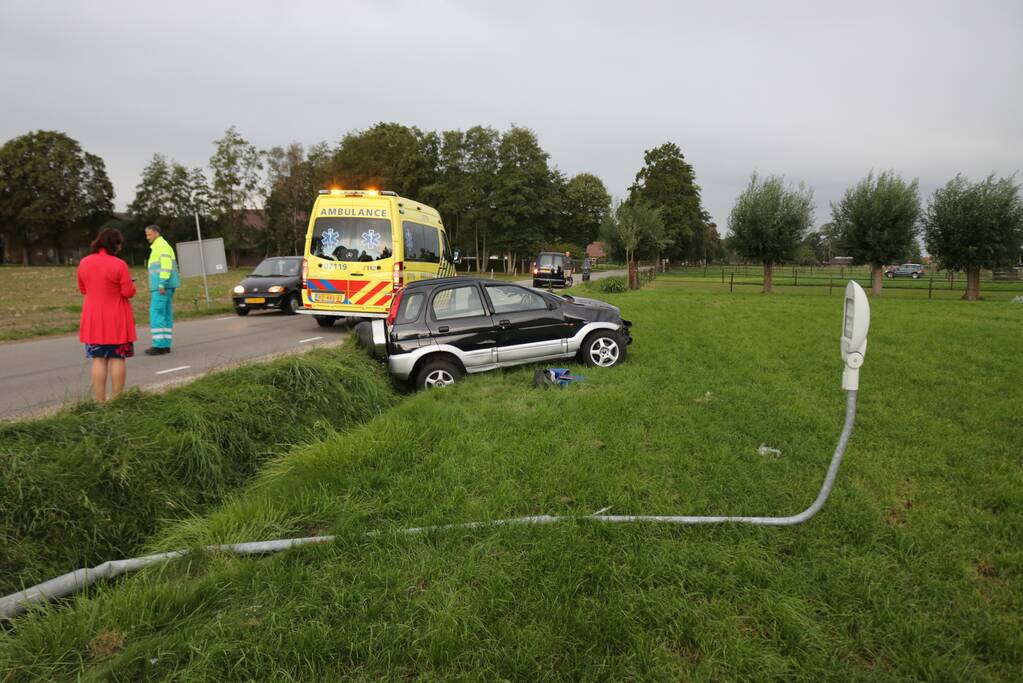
[485,285,548,314]
[431,285,486,320]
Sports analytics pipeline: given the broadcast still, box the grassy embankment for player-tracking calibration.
[0,343,396,596]
[2,276,1021,680]
[0,266,244,342]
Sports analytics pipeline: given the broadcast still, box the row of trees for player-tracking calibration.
[725,172,1022,300]
[130,123,625,269]
[0,125,719,269]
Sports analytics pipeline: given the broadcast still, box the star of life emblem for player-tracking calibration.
[362,229,382,250]
[320,228,341,254]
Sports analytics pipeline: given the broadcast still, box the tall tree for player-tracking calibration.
[462,126,500,272]
[129,153,209,244]
[209,126,263,265]
[425,130,471,246]
[923,174,1023,300]
[728,173,814,292]
[491,126,559,272]
[600,200,665,288]
[0,131,113,264]
[831,171,921,295]
[263,142,327,255]
[628,142,708,262]
[563,173,611,248]
[325,122,437,198]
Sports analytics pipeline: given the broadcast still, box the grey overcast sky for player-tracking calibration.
[1,0,1021,233]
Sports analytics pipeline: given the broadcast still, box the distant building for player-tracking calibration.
[586,242,607,260]
[828,256,853,266]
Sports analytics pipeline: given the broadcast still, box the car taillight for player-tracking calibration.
[386,289,404,326]
[393,261,403,292]
[301,258,308,287]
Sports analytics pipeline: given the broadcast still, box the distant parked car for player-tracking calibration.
[532,252,575,288]
[361,277,632,389]
[232,256,304,315]
[885,263,925,279]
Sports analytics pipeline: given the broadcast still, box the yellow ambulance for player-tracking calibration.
[300,189,456,326]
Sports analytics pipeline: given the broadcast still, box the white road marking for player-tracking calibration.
[299,336,323,343]
[155,365,191,375]
[215,316,236,321]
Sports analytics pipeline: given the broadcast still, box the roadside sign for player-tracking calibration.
[177,238,227,278]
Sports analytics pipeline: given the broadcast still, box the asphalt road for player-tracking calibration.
[0,311,350,420]
[512,267,633,288]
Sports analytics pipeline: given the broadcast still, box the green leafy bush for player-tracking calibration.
[598,277,629,293]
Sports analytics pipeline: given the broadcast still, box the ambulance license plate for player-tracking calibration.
[313,293,344,304]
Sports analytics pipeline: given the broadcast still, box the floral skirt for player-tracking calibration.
[85,342,135,359]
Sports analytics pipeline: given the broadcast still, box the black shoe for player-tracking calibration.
[144,347,170,356]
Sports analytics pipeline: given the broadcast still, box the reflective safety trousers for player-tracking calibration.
[150,288,175,348]
[147,236,181,290]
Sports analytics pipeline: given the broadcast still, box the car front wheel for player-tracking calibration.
[235,307,250,316]
[582,330,627,368]
[283,293,301,314]
[416,358,463,390]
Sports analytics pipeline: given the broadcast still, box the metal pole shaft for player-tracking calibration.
[194,210,210,304]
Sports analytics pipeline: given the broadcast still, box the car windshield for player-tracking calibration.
[310,217,393,262]
[251,259,300,277]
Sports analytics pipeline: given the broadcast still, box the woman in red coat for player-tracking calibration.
[77,228,137,402]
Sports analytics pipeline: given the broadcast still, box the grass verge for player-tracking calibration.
[0,265,244,341]
[0,342,397,596]
[2,277,1021,680]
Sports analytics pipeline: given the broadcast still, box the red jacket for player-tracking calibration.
[77,249,137,344]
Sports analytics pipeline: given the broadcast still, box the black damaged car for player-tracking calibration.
[232,256,304,315]
[361,277,632,389]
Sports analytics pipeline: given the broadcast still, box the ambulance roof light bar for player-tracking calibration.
[318,189,398,196]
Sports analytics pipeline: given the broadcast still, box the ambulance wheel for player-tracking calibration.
[416,358,463,390]
[581,330,627,368]
[315,316,336,328]
[235,308,249,316]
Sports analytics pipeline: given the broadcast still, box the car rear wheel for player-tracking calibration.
[283,293,301,314]
[416,358,463,390]
[912,273,921,279]
[582,330,627,368]
[315,316,336,328]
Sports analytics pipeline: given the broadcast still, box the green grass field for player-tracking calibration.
[2,276,1021,680]
[0,266,245,341]
[671,264,1023,301]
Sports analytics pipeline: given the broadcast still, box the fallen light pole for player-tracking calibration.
[1,283,870,619]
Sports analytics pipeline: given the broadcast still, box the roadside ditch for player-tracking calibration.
[0,340,397,596]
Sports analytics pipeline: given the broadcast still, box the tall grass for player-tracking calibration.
[0,343,396,595]
[2,278,1021,680]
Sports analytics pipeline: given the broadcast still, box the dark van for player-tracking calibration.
[532,252,574,288]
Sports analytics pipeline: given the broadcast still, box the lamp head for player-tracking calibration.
[840,281,870,390]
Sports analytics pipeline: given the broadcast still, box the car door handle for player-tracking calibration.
[499,319,510,326]
[438,326,449,333]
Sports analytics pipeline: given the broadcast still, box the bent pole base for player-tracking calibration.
[1,391,857,619]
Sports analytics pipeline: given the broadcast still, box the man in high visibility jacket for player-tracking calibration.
[143,225,180,355]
